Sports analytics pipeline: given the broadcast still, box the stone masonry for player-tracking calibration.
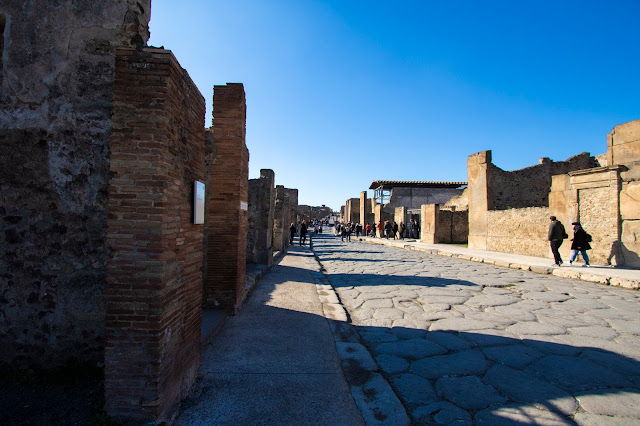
[247,169,275,265]
[0,1,151,369]
[203,83,249,312]
[105,48,205,420]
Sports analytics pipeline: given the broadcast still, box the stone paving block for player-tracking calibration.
[523,291,574,302]
[475,404,570,425]
[412,401,472,425]
[375,354,410,374]
[361,299,394,310]
[580,349,640,377]
[607,319,640,335]
[390,327,428,340]
[391,373,438,405]
[462,312,517,326]
[457,330,520,347]
[374,339,448,360]
[429,317,502,332]
[436,375,507,410]
[521,335,582,356]
[485,305,538,322]
[464,294,520,308]
[328,320,361,343]
[373,308,405,321]
[483,344,545,369]
[573,413,640,426]
[525,355,632,392]
[530,265,554,274]
[350,373,411,425]
[494,260,511,268]
[484,364,577,415]
[425,330,473,351]
[358,330,399,344]
[418,295,471,305]
[509,263,530,271]
[567,325,619,340]
[411,350,488,379]
[336,342,379,372]
[575,389,640,418]
[507,321,567,336]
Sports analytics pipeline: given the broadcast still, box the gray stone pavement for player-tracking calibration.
[313,233,640,425]
[175,244,364,425]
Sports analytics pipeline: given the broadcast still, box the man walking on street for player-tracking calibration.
[299,221,308,246]
[548,216,567,266]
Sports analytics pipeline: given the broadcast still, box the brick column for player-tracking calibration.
[204,83,249,312]
[468,150,492,250]
[105,48,205,421]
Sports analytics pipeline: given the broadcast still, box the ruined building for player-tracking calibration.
[0,1,298,422]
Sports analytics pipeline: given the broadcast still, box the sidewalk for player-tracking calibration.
[358,236,640,290]
[175,245,365,425]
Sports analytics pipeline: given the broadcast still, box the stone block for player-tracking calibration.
[621,182,640,220]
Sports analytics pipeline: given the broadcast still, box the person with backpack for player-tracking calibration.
[569,222,592,267]
[548,216,567,266]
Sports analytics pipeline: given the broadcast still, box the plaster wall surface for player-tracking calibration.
[388,187,464,210]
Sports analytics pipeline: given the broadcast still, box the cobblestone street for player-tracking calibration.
[313,233,640,425]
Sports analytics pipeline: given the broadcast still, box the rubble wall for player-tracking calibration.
[0,0,150,369]
[247,169,274,265]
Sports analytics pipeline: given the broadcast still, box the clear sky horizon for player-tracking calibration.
[148,0,640,212]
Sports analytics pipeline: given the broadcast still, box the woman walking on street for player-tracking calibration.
[569,222,592,267]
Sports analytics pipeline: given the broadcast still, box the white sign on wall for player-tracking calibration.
[194,181,205,224]
[240,201,248,211]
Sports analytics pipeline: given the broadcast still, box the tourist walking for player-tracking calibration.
[392,221,398,239]
[365,223,371,237]
[547,216,567,266]
[399,221,405,239]
[569,222,592,267]
[376,221,383,238]
[384,220,393,239]
[289,223,296,245]
[299,221,308,246]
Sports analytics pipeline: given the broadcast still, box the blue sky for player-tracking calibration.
[148,0,640,211]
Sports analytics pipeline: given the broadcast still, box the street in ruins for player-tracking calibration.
[312,232,640,425]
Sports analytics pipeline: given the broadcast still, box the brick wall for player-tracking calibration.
[203,83,249,312]
[247,169,275,265]
[105,48,205,421]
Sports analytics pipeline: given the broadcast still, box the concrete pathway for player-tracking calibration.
[313,233,640,425]
[175,244,364,425]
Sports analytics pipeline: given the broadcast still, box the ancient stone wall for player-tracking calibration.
[0,1,150,369]
[247,169,275,265]
[105,48,205,421]
[610,119,640,267]
[420,205,468,244]
[273,185,286,252]
[485,207,550,257]
[359,191,374,226]
[489,153,592,210]
[203,83,249,312]
[388,187,464,210]
[285,188,298,230]
[394,207,406,229]
[344,197,360,224]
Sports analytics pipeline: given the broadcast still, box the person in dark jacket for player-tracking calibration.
[547,216,567,266]
[392,221,399,239]
[399,222,405,239]
[384,220,393,239]
[299,221,308,246]
[569,222,591,267]
[289,223,296,245]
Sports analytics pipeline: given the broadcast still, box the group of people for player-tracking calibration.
[548,216,592,267]
[290,220,323,246]
[334,219,421,240]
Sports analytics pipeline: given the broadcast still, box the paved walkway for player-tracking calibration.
[175,244,364,425]
[312,233,640,424]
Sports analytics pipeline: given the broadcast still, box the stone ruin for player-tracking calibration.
[0,1,299,422]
